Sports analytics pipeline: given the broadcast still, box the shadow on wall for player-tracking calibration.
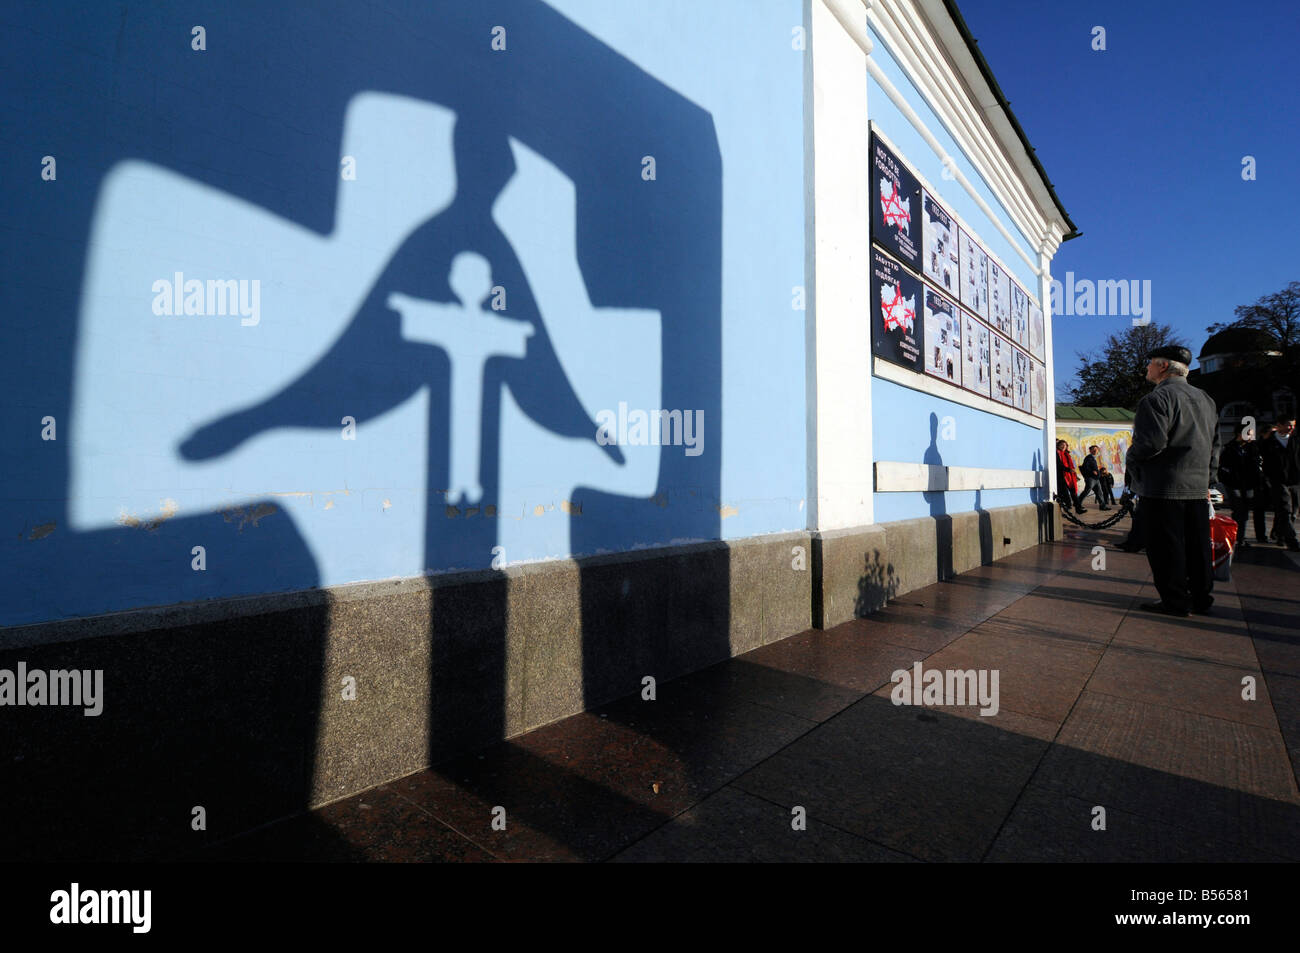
[974,487,994,565]
[855,549,900,617]
[923,412,954,580]
[2,0,723,859]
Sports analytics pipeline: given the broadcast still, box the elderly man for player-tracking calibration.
[1125,345,1221,617]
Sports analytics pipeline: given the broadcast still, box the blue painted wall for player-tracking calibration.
[1,0,807,626]
[866,24,1048,522]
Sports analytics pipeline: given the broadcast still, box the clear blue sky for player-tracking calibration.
[957,0,1300,399]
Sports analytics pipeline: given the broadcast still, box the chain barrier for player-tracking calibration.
[1055,494,1133,531]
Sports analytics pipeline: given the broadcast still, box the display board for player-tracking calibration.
[923,286,962,385]
[962,310,991,398]
[868,129,1047,419]
[871,247,921,371]
[871,135,922,271]
[922,193,959,296]
[1030,360,1047,417]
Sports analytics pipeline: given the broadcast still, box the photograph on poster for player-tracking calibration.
[1013,348,1030,413]
[871,135,922,270]
[989,258,1011,337]
[1010,282,1028,343]
[872,248,922,372]
[1031,359,1047,418]
[923,286,962,384]
[959,228,989,320]
[962,311,991,398]
[1029,301,1045,360]
[991,332,1015,406]
[922,192,959,295]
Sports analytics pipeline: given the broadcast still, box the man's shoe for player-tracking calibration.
[1288,541,1300,552]
[1099,505,1112,510]
[1192,597,1214,616]
[1077,506,1088,513]
[1139,601,1189,617]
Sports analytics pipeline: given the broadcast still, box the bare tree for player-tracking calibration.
[1068,322,1186,410]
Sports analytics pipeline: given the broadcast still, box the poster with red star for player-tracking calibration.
[872,248,922,371]
[871,134,922,271]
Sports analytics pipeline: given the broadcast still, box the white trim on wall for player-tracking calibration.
[875,460,1046,492]
[869,0,1069,259]
[873,357,1044,430]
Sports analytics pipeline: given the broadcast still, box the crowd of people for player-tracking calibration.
[1055,440,1115,513]
[1218,416,1300,551]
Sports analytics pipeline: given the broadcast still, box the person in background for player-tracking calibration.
[1218,421,1264,549]
[1097,464,1116,506]
[1056,438,1082,512]
[1080,445,1111,510]
[1125,345,1220,616]
[1260,416,1300,551]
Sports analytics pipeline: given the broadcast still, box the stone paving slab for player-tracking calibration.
[200,525,1300,862]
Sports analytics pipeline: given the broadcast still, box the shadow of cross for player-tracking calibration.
[389,252,534,505]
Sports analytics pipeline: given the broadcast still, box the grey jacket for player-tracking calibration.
[1125,376,1221,500]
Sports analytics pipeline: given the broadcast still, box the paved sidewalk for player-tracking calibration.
[205,526,1300,862]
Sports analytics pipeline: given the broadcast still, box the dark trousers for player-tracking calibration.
[1081,475,1105,506]
[1141,498,1212,612]
[1120,496,1146,551]
[1271,484,1299,543]
[1228,488,1266,542]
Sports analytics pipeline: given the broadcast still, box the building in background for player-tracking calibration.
[1190,327,1296,442]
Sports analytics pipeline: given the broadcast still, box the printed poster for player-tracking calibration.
[1009,281,1028,343]
[962,311,991,398]
[990,331,1015,406]
[872,248,921,372]
[1013,347,1030,413]
[923,286,961,385]
[922,192,959,295]
[959,227,989,321]
[1029,300,1045,360]
[870,135,922,271]
[1031,359,1048,418]
[989,258,1011,337]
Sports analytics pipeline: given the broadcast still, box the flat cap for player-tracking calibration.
[1148,344,1192,366]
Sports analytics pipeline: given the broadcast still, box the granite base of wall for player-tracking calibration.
[0,530,811,860]
[1,503,1057,858]
[812,501,1059,629]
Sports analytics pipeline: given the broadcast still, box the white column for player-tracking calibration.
[1038,241,1058,502]
[807,0,874,531]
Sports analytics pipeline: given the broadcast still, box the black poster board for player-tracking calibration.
[870,134,922,270]
[872,247,922,372]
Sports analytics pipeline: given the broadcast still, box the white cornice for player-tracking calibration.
[866,0,1070,259]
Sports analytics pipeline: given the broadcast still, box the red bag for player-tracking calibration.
[1211,514,1237,582]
